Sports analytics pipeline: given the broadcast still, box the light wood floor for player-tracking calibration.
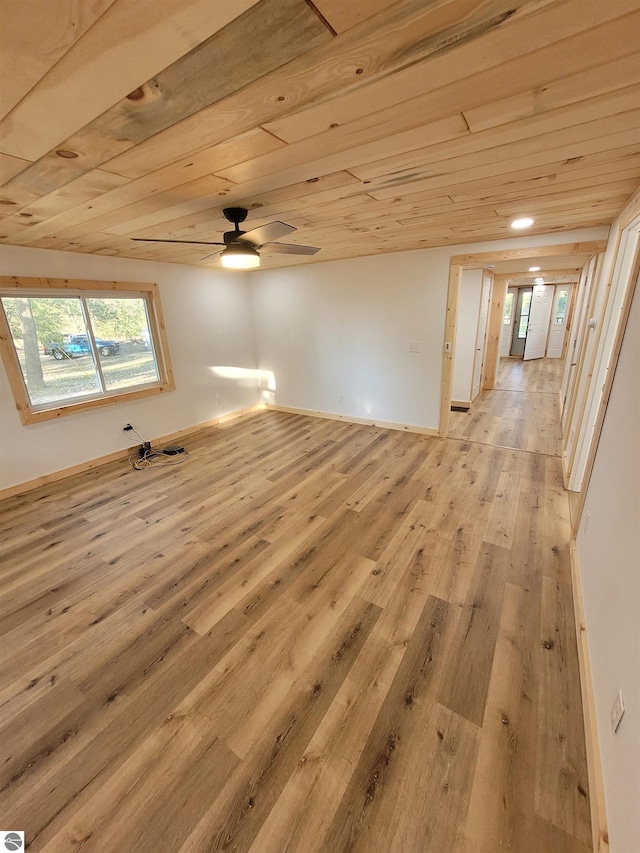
[449,358,565,456]
[0,365,591,852]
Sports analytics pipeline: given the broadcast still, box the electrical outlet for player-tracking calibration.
[338,394,344,402]
[611,690,625,733]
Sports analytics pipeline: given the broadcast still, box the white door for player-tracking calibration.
[546,285,573,358]
[523,284,555,360]
[471,273,491,399]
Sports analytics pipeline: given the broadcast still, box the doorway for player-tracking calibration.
[438,238,606,438]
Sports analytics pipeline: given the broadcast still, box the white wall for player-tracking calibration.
[452,268,483,404]
[252,249,446,428]
[251,228,608,431]
[0,245,257,490]
[576,281,639,853]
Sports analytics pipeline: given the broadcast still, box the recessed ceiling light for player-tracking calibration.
[528,266,541,272]
[511,217,535,230]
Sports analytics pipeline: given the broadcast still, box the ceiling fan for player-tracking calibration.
[131,207,320,269]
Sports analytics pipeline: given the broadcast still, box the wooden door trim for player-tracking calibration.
[562,252,604,465]
[439,263,461,437]
[572,238,640,533]
[483,274,507,389]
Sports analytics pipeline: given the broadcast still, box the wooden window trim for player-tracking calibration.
[0,276,175,425]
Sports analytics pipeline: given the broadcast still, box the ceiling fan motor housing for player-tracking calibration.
[223,207,249,227]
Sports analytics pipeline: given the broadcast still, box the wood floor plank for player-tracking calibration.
[536,576,592,846]
[438,541,509,726]
[177,597,382,853]
[317,594,457,852]
[463,581,541,851]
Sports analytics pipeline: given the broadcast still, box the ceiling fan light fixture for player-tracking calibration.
[220,243,260,269]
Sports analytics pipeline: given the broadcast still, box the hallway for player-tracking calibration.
[449,358,564,456]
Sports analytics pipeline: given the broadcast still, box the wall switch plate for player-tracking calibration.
[338,394,343,402]
[409,341,421,353]
[611,690,625,733]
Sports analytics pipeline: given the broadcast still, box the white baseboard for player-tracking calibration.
[569,538,610,853]
[265,403,439,436]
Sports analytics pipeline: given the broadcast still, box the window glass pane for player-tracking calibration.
[517,290,532,338]
[86,297,159,391]
[503,292,514,324]
[1,296,101,406]
[555,289,568,324]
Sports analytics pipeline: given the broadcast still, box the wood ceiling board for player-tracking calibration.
[367,129,640,201]
[232,172,363,213]
[264,0,545,144]
[101,125,286,186]
[323,179,640,230]
[450,242,607,266]
[311,0,392,34]
[491,190,635,218]
[463,52,640,133]
[350,87,640,182]
[128,176,365,241]
[448,169,640,205]
[262,0,638,144]
[48,175,235,241]
[436,158,640,209]
[0,129,282,244]
[103,177,236,237]
[0,0,266,162]
[0,172,130,239]
[0,0,330,199]
[503,269,582,279]
[0,0,117,122]
[217,114,469,188]
[1,1,638,269]
[490,257,592,274]
[0,156,32,195]
[93,0,540,181]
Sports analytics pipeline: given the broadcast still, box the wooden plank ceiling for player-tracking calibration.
[0,0,639,271]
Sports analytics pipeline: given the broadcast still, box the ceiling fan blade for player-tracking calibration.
[240,221,295,246]
[130,238,225,245]
[264,242,321,255]
[201,249,224,261]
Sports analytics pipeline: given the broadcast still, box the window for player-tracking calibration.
[517,290,532,338]
[0,277,174,424]
[555,289,569,324]
[503,291,514,325]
